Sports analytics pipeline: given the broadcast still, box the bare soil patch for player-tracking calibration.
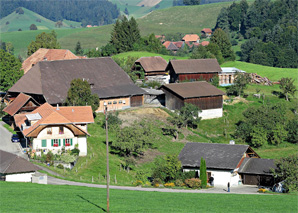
[224,96,250,105]
[136,149,164,164]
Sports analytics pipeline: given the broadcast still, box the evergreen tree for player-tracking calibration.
[29,24,37,30]
[124,8,129,15]
[215,8,229,31]
[200,157,207,188]
[75,41,83,55]
[210,28,235,61]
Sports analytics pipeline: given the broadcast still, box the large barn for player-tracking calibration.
[166,59,222,83]
[161,81,225,119]
[7,58,145,112]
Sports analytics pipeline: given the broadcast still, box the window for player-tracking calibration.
[108,101,112,105]
[47,127,52,135]
[123,100,126,104]
[113,101,117,104]
[59,126,64,134]
[51,139,60,147]
[118,100,122,104]
[42,139,47,147]
[63,138,73,146]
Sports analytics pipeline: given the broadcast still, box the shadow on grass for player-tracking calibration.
[77,195,106,212]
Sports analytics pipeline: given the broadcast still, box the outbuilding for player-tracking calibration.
[161,81,225,119]
[166,59,222,83]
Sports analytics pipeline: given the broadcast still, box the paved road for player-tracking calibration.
[0,121,27,158]
[47,176,261,194]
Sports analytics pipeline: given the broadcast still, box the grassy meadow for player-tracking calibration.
[0,7,81,33]
[1,182,297,212]
[112,51,188,61]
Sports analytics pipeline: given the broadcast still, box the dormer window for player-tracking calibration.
[59,126,64,134]
[47,127,52,135]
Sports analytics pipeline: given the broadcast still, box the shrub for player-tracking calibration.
[60,153,76,163]
[152,178,162,186]
[175,179,184,187]
[57,164,64,169]
[164,182,175,188]
[185,178,201,189]
[258,188,267,193]
[133,180,143,186]
[71,148,80,156]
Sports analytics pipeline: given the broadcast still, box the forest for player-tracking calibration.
[0,0,119,26]
[215,0,298,68]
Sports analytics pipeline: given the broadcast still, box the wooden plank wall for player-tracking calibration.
[178,73,217,82]
[185,96,223,110]
[130,95,143,107]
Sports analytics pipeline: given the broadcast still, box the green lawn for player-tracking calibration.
[112,51,188,61]
[0,182,297,212]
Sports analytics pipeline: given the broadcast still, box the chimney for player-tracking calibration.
[56,104,59,110]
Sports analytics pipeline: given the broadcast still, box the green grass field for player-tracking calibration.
[112,51,188,61]
[0,182,297,212]
[0,7,81,33]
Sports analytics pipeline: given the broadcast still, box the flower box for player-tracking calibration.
[65,143,70,146]
[53,144,58,147]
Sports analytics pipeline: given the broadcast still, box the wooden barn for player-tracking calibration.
[132,56,168,76]
[166,59,222,83]
[161,81,225,119]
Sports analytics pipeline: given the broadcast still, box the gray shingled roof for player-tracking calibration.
[166,59,222,74]
[135,57,167,72]
[238,158,276,175]
[0,150,40,174]
[179,142,249,170]
[9,58,145,104]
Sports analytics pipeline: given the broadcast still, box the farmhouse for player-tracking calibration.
[7,58,145,112]
[201,28,212,37]
[182,34,200,43]
[22,48,84,74]
[166,59,222,83]
[14,103,94,156]
[161,81,225,119]
[179,142,276,187]
[0,150,40,182]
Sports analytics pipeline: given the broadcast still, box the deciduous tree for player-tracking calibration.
[65,78,99,112]
[279,78,297,101]
[0,50,23,92]
[27,31,60,56]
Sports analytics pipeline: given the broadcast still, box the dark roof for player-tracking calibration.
[135,57,167,72]
[9,58,144,104]
[161,81,225,99]
[3,93,39,116]
[0,150,40,174]
[167,42,179,51]
[239,158,276,175]
[179,142,249,170]
[166,59,222,74]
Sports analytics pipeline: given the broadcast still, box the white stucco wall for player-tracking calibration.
[199,108,223,120]
[183,168,240,187]
[32,126,87,156]
[77,136,87,156]
[6,172,35,182]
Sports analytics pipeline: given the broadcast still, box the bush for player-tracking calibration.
[185,178,201,189]
[175,179,184,187]
[133,180,143,186]
[164,182,175,188]
[57,164,64,169]
[152,178,162,185]
[71,148,80,156]
[231,39,238,46]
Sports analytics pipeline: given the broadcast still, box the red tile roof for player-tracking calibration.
[182,34,200,42]
[14,103,94,137]
[3,93,39,116]
[202,28,212,33]
[201,41,210,46]
[22,48,82,74]
[163,41,171,48]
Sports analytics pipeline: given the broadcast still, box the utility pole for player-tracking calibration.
[104,103,110,212]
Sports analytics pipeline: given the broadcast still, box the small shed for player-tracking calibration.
[161,81,225,119]
[132,56,168,76]
[182,34,200,43]
[142,88,165,105]
[201,28,212,37]
[0,150,40,182]
[219,67,246,86]
[166,59,222,83]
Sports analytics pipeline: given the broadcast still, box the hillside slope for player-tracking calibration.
[0,7,81,33]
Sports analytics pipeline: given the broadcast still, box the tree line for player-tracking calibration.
[215,0,298,68]
[0,0,119,26]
